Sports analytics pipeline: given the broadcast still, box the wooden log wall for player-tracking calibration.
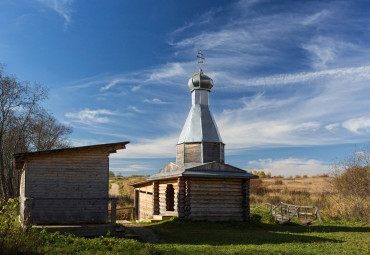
[177,178,186,218]
[24,149,111,224]
[189,178,244,221]
[158,179,178,216]
[153,181,159,215]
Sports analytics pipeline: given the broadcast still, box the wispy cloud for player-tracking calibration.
[65,108,117,125]
[100,78,127,91]
[147,62,186,81]
[342,117,370,134]
[247,158,329,176]
[143,98,167,104]
[301,10,331,26]
[127,106,144,113]
[212,65,370,89]
[36,0,73,29]
[111,135,177,159]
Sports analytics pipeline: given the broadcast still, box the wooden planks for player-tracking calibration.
[21,149,111,225]
[184,143,202,163]
[176,144,184,164]
[202,142,222,163]
[138,186,153,220]
[31,198,108,224]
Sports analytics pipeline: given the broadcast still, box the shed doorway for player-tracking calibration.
[166,184,174,211]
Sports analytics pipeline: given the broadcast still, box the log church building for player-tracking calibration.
[132,52,258,221]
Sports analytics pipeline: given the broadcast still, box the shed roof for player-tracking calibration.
[131,161,258,186]
[13,141,129,170]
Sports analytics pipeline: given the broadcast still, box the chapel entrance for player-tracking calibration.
[166,184,174,211]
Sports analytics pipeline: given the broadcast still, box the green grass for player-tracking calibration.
[2,198,368,254]
[146,209,369,254]
[35,209,369,254]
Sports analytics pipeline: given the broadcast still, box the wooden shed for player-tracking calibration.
[14,141,129,226]
[132,65,258,221]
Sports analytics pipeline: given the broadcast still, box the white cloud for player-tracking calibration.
[65,109,116,125]
[302,37,356,69]
[111,164,148,172]
[100,79,126,91]
[301,10,330,26]
[127,106,144,113]
[131,85,141,92]
[342,117,370,134]
[148,62,186,81]
[143,98,167,104]
[37,0,73,29]
[111,135,177,159]
[325,123,340,131]
[247,158,329,176]
[218,65,370,88]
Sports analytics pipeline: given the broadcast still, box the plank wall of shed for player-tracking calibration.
[23,150,110,224]
[136,183,154,220]
[188,178,245,221]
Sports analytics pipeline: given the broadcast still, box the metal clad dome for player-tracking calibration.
[188,69,214,92]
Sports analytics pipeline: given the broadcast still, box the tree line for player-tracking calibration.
[0,66,71,200]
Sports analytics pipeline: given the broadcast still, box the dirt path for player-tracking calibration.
[117,220,162,243]
[109,183,120,196]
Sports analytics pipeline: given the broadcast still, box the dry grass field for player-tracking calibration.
[109,175,368,222]
[251,177,332,205]
[109,175,148,220]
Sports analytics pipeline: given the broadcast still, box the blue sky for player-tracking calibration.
[1,0,370,176]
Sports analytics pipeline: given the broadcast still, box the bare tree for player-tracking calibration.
[0,66,72,199]
[331,145,370,219]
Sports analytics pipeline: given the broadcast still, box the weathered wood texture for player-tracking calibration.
[184,143,202,163]
[177,178,186,218]
[136,183,154,220]
[21,149,111,225]
[19,170,26,225]
[176,144,184,165]
[153,181,159,215]
[177,142,225,164]
[242,179,250,220]
[203,143,224,163]
[188,178,245,221]
[31,199,108,224]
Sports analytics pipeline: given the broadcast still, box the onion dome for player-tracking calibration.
[188,68,214,92]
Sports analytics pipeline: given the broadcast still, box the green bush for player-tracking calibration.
[0,198,41,254]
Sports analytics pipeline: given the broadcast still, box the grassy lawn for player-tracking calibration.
[34,209,369,254]
[146,209,369,254]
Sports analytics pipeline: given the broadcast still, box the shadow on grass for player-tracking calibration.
[147,216,368,245]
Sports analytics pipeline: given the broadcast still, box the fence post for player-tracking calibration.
[280,206,283,221]
[297,207,300,220]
